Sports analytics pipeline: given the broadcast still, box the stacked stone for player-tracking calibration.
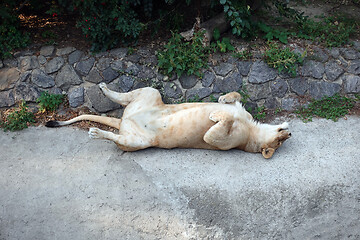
[0,43,359,114]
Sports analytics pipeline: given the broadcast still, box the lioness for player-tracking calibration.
[46,83,291,158]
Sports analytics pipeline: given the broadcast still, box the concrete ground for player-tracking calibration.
[0,116,359,240]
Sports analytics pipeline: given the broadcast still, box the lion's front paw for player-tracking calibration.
[99,82,108,92]
[209,111,226,122]
[88,127,103,139]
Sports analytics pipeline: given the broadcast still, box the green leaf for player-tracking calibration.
[213,28,220,41]
[220,0,227,5]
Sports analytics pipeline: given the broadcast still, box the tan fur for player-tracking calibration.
[48,83,291,158]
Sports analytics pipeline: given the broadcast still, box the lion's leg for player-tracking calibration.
[88,127,152,151]
[203,111,236,150]
[99,83,162,107]
[218,92,242,104]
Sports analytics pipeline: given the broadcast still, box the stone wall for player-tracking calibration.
[0,43,359,114]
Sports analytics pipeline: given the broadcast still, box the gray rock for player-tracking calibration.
[19,71,31,82]
[248,61,277,84]
[133,80,150,90]
[31,69,55,88]
[96,58,111,71]
[45,57,65,74]
[56,47,76,56]
[40,46,55,56]
[270,79,288,98]
[311,47,329,62]
[20,56,39,71]
[309,81,341,100]
[0,60,3,69]
[186,88,212,101]
[352,41,360,51]
[102,67,119,83]
[164,82,182,99]
[86,68,103,84]
[68,87,84,108]
[48,87,62,95]
[237,61,252,76]
[302,60,324,79]
[179,75,198,89]
[13,82,41,102]
[214,63,234,77]
[86,84,121,113]
[325,60,344,81]
[344,75,360,93]
[341,48,359,60]
[264,98,280,109]
[3,58,18,68]
[75,57,95,76]
[327,48,340,58]
[109,48,128,58]
[110,59,125,72]
[281,97,300,111]
[288,77,309,96]
[55,64,82,91]
[244,102,258,113]
[38,55,47,65]
[0,68,20,91]
[0,90,15,107]
[348,60,360,75]
[247,83,271,101]
[142,55,158,66]
[202,71,215,87]
[126,53,141,63]
[213,72,242,93]
[118,75,134,92]
[137,66,156,80]
[68,50,84,65]
[124,62,140,76]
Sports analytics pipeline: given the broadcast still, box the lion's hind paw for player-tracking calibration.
[88,127,103,139]
[99,82,108,92]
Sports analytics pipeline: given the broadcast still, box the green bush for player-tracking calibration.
[37,91,65,112]
[297,16,355,47]
[264,42,304,77]
[295,94,355,122]
[157,31,210,77]
[74,0,142,52]
[0,101,35,132]
[0,1,30,59]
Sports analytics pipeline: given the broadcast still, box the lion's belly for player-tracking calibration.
[120,103,237,150]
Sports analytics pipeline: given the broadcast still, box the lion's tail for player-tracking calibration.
[45,114,121,129]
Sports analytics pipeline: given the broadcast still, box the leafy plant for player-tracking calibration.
[0,0,30,59]
[233,48,252,60]
[0,101,35,132]
[187,95,201,102]
[264,42,304,77]
[157,31,210,77]
[295,94,355,122]
[36,91,64,112]
[212,28,235,53]
[253,106,266,121]
[220,0,255,38]
[296,15,355,47]
[238,85,250,105]
[258,22,290,44]
[74,0,142,52]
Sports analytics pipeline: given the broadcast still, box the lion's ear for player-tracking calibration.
[262,147,275,159]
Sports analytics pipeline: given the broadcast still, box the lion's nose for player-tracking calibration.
[289,133,292,136]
